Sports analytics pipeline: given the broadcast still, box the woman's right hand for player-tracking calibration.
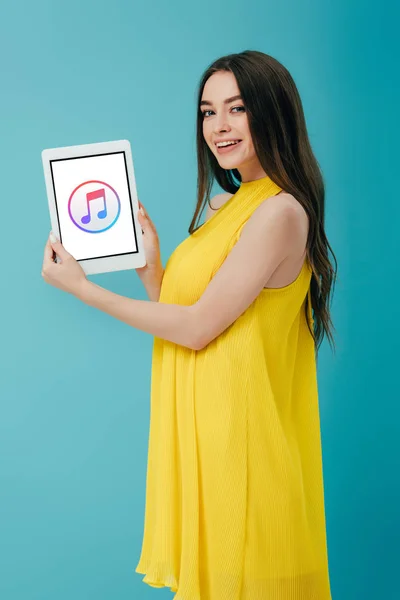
[136,199,163,278]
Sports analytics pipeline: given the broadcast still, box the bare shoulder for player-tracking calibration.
[258,190,307,216]
[244,190,309,268]
[204,192,234,222]
[254,191,309,238]
[238,191,310,288]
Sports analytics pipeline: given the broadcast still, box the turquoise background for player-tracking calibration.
[0,0,398,598]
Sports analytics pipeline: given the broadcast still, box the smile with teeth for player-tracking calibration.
[216,139,242,147]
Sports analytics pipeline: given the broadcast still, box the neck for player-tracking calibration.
[237,166,270,183]
[239,173,272,186]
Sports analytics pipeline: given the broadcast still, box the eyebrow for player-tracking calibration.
[200,94,243,107]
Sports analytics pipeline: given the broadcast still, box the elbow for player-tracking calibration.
[192,336,207,352]
[191,328,205,352]
[192,334,206,351]
[187,304,208,351]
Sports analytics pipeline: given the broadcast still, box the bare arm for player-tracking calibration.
[80,281,198,350]
[139,264,165,302]
[191,197,303,350]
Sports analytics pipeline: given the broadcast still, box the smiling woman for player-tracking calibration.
[39,48,336,600]
[40,50,335,600]
[134,50,336,600]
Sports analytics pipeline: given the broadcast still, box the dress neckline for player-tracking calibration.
[239,173,275,190]
[192,173,281,236]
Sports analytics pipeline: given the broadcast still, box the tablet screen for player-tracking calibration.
[50,151,138,262]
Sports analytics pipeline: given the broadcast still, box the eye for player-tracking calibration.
[201,105,245,118]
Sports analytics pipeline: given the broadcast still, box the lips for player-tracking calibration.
[215,139,243,154]
[215,139,242,147]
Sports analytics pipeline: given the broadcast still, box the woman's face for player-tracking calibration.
[200,70,264,181]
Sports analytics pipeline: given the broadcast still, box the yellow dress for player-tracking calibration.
[135,174,332,600]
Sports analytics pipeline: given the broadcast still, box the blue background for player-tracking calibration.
[0,1,398,598]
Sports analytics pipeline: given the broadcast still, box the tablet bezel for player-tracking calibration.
[42,139,146,275]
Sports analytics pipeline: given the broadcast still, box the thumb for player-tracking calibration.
[138,205,156,231]
[138,207,147,227]
[49,231,71,259]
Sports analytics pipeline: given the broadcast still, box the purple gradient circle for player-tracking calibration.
[68,179,121,233]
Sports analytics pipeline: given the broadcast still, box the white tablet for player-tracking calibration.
[42,139,146,275]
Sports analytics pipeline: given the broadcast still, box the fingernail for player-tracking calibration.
[50,231,57,243]
[140,207,145,216]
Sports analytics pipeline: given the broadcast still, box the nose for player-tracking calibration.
[212,113,232,135]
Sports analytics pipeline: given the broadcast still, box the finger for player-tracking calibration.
[138,212,152,235]
[43,238,55,268]
[49,234,71,261]
[139,206,155,229]
[138,212,145,235]
[138,200,148,217]
[137,203,157,235]
[138,207,148,225]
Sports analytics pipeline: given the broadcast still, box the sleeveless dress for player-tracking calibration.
[135,174,332,600]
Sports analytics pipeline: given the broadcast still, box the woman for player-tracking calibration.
[42,50,336,599]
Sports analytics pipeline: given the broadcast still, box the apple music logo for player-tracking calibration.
[68,179,121,234]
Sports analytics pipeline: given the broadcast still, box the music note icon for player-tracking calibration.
[81,188,108,224]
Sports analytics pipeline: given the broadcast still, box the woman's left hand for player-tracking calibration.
[42,231,88,299]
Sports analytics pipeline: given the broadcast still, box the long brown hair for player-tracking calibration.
[189,50,338,354]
